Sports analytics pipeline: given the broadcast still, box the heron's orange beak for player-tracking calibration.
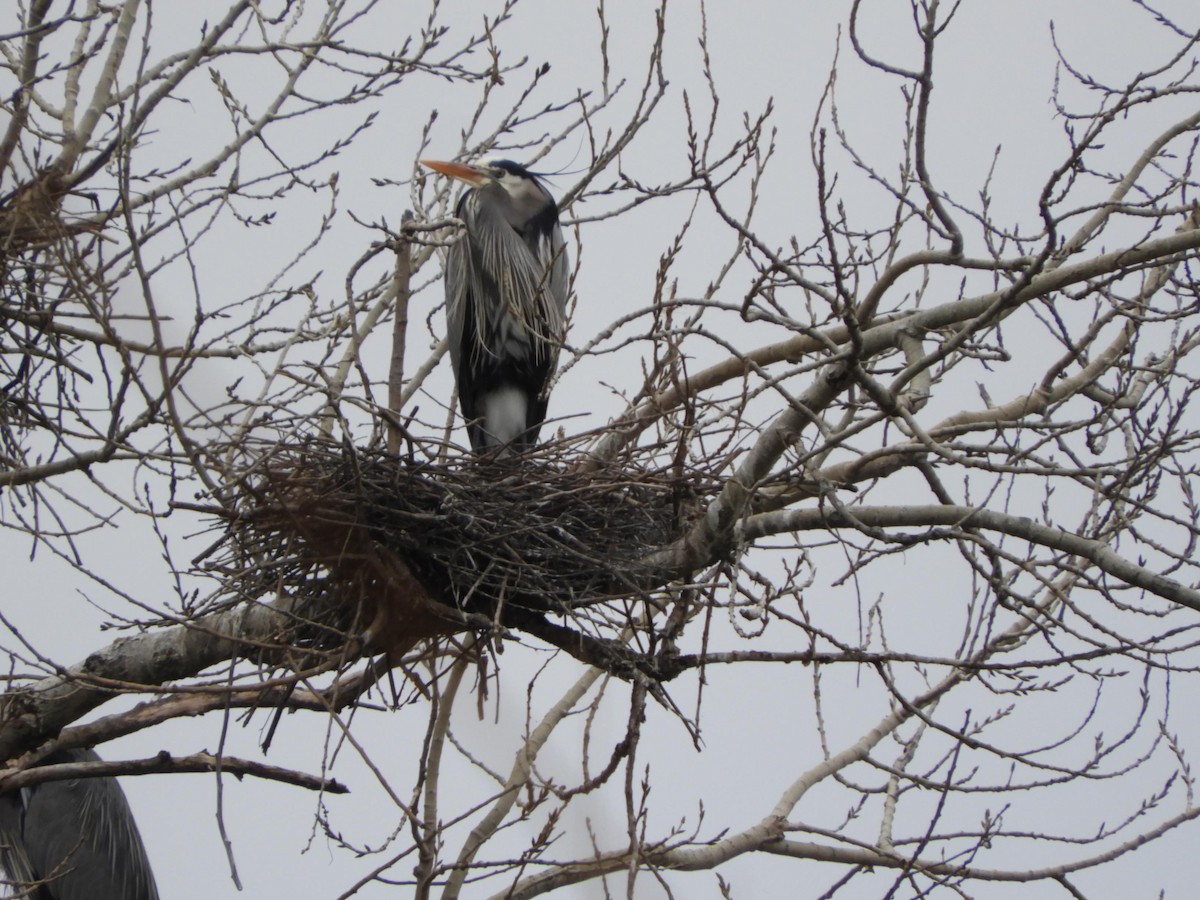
[420,159,490,187]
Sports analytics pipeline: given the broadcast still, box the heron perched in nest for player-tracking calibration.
[0,747,159,900]
[422,158,569,453]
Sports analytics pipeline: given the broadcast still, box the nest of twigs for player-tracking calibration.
[211,441,705,659]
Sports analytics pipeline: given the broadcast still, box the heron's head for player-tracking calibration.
[421,158,551,211]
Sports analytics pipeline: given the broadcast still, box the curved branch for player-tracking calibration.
[0,600,296,761]
[739,504,1200,612]
[590,225,1200,463]
[0,0,52,173]
[0,750,346,794]
[444,660,607,899]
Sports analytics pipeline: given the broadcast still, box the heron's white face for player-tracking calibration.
[477,159,535,201]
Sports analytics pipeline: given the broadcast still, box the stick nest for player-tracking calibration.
[211,441,706,656]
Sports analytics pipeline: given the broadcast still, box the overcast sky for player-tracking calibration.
[5,1,1200,897]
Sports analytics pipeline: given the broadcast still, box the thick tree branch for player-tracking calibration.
[740,504,1200,611]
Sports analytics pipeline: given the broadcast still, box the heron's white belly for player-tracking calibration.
[481,385,528,446]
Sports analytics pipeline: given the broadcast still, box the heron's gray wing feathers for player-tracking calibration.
[541,219,570,321]
[19,749,159,900]
[444,222,469,398]
[456,196,566,368]
[0,790,42,897]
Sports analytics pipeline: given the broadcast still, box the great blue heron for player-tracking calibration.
[0,748,159,900]
[421,158,569,453]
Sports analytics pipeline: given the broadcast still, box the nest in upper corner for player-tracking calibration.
[207,439,707,659]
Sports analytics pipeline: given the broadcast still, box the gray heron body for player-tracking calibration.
[422,158,569,453]
[0,748,159,900]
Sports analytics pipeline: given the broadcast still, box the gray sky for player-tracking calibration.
[5,0,1200,897]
